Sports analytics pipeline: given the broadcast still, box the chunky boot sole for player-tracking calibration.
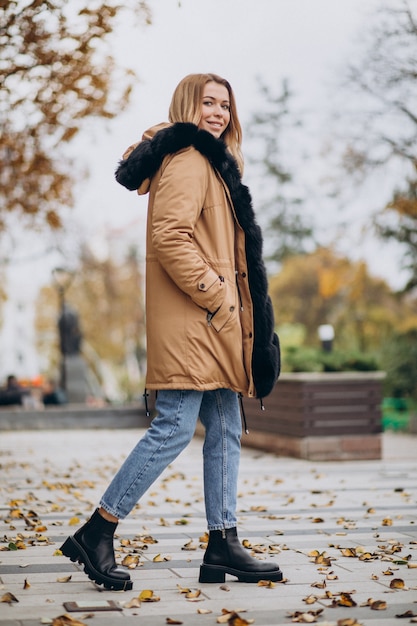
[60,536,133,591]
[199,562,283,583]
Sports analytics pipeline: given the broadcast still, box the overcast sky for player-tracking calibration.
[65,1,376,245]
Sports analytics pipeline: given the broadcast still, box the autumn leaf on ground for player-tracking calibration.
[35,525,48,532]
[197,608,212,614]
[56,575,72,583]
[124,597,141,608]
[381,517,393,526]
[216,609,253,625]
[359,552,377,561]
[396,610,417,618]
[308,550,332,566]
[51,615,88,626]
[23,578,30,589]
[181,540,197,550]
[335,592,357,607]
[287,608,323,623]
[311,580,326,589]
[390,578,407,589]
[257,579,276,588]
[136,534,158,544]
[303,595,318,604]
[360,598,387,610]
[1,592,19,603]
[185,589,201,599]
[153,553,171,562]
[138,589,160,602]
[370,600,387,610]
[337,619,364,626]
[68,517,80,526]
[340,548,356,557]
[166,618,183,625]
[9,540,26,550]
[121,554,140,568]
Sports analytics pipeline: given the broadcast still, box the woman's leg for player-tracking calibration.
[198,389,283,583]
[199,388,241,530]
[100,389,203,518]
[61,389,203,590]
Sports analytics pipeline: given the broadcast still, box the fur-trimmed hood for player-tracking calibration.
[116,122,280,399]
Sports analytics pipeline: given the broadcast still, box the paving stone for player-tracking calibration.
[0,429,416,626]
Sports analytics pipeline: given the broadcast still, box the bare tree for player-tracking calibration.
[340,1,417,289]
[246,79,315,266]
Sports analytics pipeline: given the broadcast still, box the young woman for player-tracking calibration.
[60,73,281,591]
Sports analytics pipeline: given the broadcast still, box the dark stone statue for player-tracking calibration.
[58,305,82,356]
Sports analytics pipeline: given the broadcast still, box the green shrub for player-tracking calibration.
[379,329,417,399]
[282,346,379,373]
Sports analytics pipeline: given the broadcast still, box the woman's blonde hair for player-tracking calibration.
[168,73,244,173]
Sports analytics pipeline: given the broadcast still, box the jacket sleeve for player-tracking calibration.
[151,148,225,314]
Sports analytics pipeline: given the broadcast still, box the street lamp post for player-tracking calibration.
[52,267,74,392]
[318,324,335,353]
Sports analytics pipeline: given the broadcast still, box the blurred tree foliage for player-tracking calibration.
[35,246,145,399]
[341,0,417,291]
[247,79,315,264]
[380,328,417,399]
[0,271,6,327]
[0,0,151,232]
[376,174,417,292]
[270,247,417,352]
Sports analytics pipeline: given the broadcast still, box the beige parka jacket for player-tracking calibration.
[116,123,280,401]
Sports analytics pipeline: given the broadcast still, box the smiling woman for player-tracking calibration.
[60,72,281,591]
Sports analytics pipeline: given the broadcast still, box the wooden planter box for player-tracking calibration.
[242,372,384,460]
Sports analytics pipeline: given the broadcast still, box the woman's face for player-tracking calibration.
[198,81,231,138]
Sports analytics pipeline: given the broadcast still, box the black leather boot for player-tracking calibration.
[199,527,283,583]
[60,508,132,591]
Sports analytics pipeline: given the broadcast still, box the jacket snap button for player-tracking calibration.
[241,272,247,278]
[249,332,253,338]
[229,306,235,312]
[200,283,205,289]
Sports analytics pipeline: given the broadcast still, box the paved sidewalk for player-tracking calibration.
[0,429,416,626]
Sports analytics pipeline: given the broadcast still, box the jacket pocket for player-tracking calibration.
[207,279,237,333]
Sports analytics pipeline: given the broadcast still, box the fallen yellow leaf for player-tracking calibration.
[139,589,160,602]
[1,592,19,604]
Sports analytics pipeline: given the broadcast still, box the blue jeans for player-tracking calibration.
[100,389,242,530]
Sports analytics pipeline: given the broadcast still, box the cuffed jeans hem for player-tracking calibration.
[99,500,124,520]
[207,523,237,531]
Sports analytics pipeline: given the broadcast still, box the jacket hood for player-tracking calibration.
[115,122,280,399]
[115,122,241,195]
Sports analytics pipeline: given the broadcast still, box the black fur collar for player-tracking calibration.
[116,123,280,399]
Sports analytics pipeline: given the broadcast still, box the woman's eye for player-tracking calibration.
[203,100,212,106]
[222,104,230,111]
